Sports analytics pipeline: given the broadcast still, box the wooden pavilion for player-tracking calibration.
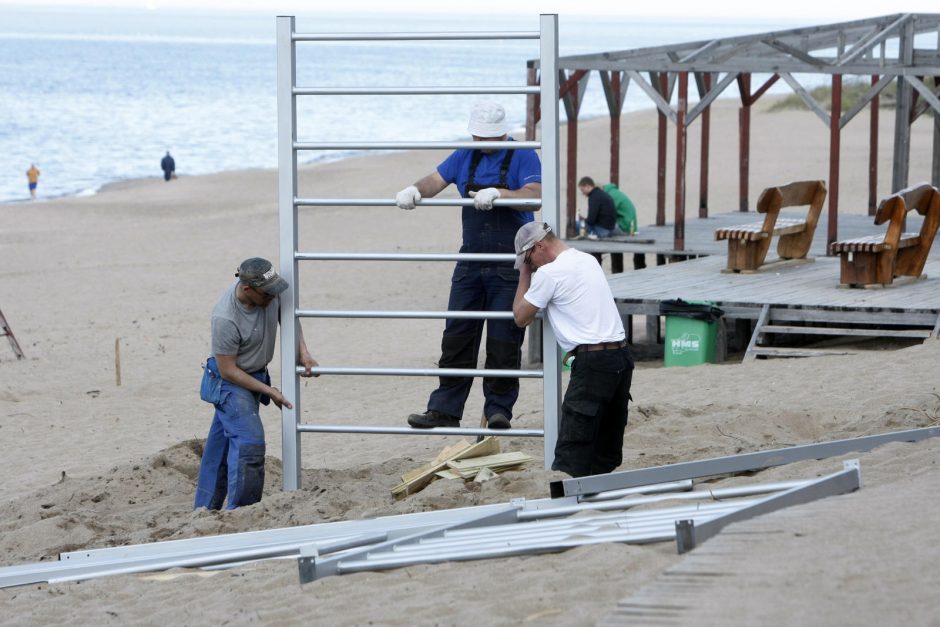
[525,13,940,248]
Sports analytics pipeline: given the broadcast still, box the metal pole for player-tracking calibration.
[277,15,301,491]
[540,13,561,471]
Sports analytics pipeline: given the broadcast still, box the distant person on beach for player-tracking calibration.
[577,176,618,240]
[512,222,634,477]
[602,181,646,270]
[161,151,176,181]
[26,164,40,199]
[395,100,541,430]
[194,257,318,510]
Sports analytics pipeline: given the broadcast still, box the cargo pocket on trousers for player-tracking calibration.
[562,400,601,443]
[199,364,223,405]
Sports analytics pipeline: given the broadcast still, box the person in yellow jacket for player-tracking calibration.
[26,164,40,200]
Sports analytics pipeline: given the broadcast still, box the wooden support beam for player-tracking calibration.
[699,72,712,218]
[869,74,880,216]
[738,73,751,212]
[656,72,668,226]
[892,21,915,193]
[675,71,688,251]
[829,74,843,248]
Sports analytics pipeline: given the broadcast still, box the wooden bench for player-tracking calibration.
[715,180,827,273]
[829,183,940,288]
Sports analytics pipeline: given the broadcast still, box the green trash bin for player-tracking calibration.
[660,299,724,367]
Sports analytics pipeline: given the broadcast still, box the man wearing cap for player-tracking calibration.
[511,223,634,477]
[194,257,318,510]
[395,101,541,430]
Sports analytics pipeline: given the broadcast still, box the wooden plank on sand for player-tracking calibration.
[391,437,500,500]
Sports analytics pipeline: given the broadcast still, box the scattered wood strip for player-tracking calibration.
[391,437,500,500]
[443,451,534,479]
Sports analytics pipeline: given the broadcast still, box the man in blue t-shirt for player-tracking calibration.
[395,101,542,430]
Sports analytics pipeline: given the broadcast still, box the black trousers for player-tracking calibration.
[553,346,634,477]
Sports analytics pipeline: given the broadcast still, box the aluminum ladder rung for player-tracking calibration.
[296,252,515,262]
[293,197,541,208]
[294,140,540,151]
[292,31,540,42]
[297,424,544,437]
[296,366,543,378]
[297,309,516,320]
[294,86,540,96]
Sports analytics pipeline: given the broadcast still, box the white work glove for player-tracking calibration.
[395,185,421,210]
[469,187,500,210]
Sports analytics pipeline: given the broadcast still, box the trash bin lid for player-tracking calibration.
[658,298,724,322]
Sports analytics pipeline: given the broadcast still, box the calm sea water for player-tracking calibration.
[0,7,800,204]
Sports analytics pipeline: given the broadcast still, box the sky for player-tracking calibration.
[2,0,939,22]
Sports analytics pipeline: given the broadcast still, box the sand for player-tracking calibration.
[1,99,939,625]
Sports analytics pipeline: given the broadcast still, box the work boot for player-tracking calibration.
[407,410,460,429]
[487,413,511,430]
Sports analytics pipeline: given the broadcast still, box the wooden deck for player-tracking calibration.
[521,211,940,362]
[608,254,940,323]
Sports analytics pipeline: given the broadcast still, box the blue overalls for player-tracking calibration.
[193,357,269,510]
[427,149,529,421]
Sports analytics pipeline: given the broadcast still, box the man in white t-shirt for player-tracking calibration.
[511,222,634,477]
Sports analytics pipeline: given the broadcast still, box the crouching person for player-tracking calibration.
[511,223,634,477]
[194,257,317,510]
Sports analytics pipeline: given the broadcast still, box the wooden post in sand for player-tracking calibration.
[114,338,122,387]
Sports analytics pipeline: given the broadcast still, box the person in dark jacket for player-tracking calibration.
[577,176,617,239]
[161,151,176,181]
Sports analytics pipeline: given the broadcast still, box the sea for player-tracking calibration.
[0,6,807,204]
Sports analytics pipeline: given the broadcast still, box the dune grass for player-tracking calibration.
[768,80,898,113]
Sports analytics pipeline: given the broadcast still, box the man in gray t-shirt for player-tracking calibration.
[194,257,317,510]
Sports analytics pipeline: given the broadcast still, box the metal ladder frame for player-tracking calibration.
[276,15,561,489]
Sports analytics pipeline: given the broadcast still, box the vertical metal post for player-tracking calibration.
[540,13,560,470]
[277,16,301,491]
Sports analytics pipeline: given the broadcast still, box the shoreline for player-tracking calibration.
[0,100,736,207]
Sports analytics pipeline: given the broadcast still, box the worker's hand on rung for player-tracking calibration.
[395,185,421,210]
[469,187,500,210]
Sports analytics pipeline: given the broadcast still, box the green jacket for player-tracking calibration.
[602,183,637,234]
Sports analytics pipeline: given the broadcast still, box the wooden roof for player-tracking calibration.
[549,14,940,75]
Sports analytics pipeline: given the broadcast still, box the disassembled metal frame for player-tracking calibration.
[550,425,940,498]
[6,425,932,588]
[1,455,868,588]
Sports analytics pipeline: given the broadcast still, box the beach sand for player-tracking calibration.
[1,100,939,625]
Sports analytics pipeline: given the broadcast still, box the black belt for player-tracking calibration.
[575,341,626,353]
